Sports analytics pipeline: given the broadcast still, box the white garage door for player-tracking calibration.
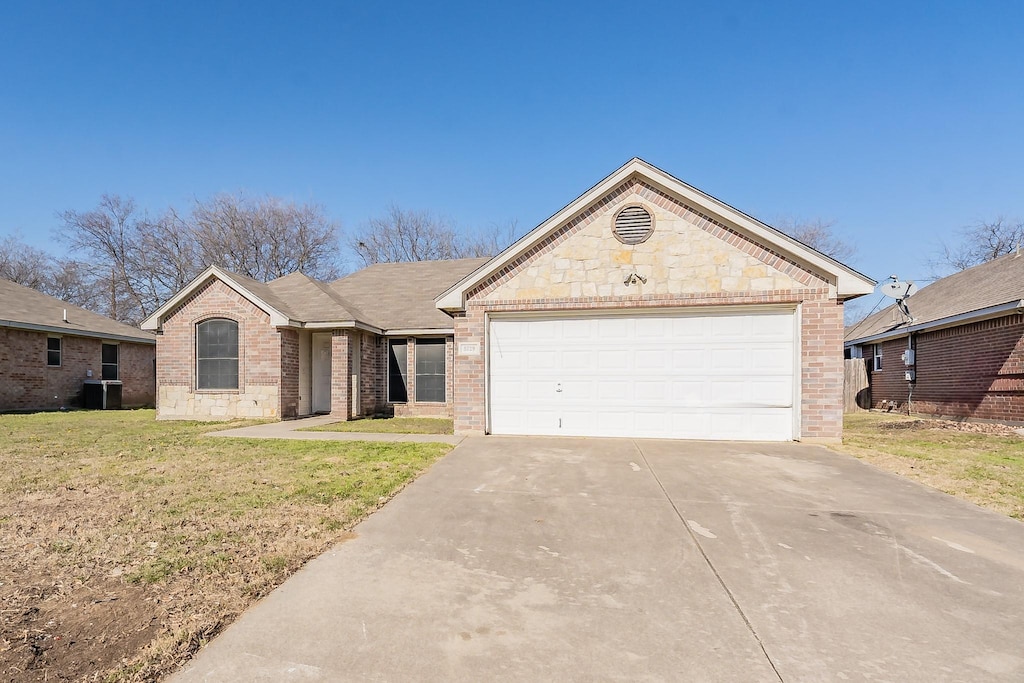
[488,310,796,441]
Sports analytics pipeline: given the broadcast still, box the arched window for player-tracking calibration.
[197,319,239,389]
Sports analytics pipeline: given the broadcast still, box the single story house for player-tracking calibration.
[143,158,874,441]
[0,278,156,411]
[845,251,1024,423]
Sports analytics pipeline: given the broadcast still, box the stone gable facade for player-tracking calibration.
[453,178,845,441]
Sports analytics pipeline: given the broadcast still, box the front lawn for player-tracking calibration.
[0,410,450,682]
[835,412,1024,519]
[302,416,455,435]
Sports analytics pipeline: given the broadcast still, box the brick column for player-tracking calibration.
[800,299,844,442]
[330,330,351,420]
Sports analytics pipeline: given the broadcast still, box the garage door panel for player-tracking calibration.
[489,311,795,441]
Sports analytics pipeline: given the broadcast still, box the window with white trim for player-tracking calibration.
[47,337,61,367]
[196,319,239,389]
[414,338,446,403]
[872,344,883,371]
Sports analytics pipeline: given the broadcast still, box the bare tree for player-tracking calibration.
[0,234,99,309]
[930,217,1024,275]
[777,218,856,262]
[192,194,341,281]
[459,220,521,259]
[0,234,54,291]
[59,193,343,324]
[349,206,519,266]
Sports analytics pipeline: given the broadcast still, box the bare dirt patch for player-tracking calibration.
[0,410,449,681]
[877,418,1022,436]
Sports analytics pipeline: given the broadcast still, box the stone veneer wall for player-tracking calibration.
[0,328,155,411]
[156,279,284,420]
[454,176,845,441]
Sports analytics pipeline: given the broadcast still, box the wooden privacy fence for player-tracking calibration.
[844,358,871,413]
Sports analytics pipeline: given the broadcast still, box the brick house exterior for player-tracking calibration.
[143,261,485,421]
[438,159,870,441]
[0,279,156,412]
[145,159,871,440]
[846,254,1024,424]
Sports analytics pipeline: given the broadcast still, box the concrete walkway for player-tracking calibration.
[172,436,1024,682]
[206,415,464,445]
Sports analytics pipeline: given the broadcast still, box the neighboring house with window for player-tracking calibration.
[845,251,1024,423]
[0,278,156,411]
[143,159,873,441]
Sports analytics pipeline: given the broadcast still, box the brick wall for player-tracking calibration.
[359,332,386,416]
[156,279,284,419]
[799,299,844,440]
[330,331,351,419]
[867,314,1024,423]
[280,328,300,419]
[0,328,155,412]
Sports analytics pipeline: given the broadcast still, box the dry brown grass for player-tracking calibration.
[0,410,450,682]
[834,412,1024,519]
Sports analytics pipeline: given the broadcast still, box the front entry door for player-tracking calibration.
[312,333,332,413]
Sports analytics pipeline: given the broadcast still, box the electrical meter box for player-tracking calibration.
[904,370,916,382]
[901,349,915,365]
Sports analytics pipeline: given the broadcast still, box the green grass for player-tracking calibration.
[301,416,455,435]
[835,412,1024,519]
[0,409,450,681]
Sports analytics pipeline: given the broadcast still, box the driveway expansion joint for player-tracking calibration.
[631,440,785,683]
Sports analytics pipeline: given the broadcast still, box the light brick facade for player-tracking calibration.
[157,279,286,420]
[154,280,454,421]
[148,162,862,438]
[0,327,155,412]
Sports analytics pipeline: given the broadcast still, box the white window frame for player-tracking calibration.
[872,344,883,371]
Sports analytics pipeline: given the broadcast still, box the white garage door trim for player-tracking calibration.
[485,306,801,441]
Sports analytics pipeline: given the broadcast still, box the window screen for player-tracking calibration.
[197,319,239,389]
[388,339,408,403]
[47,337,61,366]
[101,343,119,380]
[415,338,446,403]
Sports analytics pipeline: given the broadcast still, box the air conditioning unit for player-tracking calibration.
[83,380,123,409]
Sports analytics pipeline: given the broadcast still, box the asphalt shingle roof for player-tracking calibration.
[329,258,490,330]
[846,251,1024,342]
[0,278,155,343]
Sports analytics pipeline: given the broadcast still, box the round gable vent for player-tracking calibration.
[612,205,654,245]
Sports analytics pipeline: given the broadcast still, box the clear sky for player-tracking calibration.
[2,1,1022,314]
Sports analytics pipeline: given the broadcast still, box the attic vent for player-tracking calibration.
[612,205,654,245]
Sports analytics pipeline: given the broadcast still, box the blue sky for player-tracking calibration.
[2,1,1022,315]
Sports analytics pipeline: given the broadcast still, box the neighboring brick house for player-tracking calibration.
[0,278,156,411]
[845,252,1024,424]
[144,158,874,441]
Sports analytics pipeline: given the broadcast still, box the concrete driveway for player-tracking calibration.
[172,437,1024,682]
